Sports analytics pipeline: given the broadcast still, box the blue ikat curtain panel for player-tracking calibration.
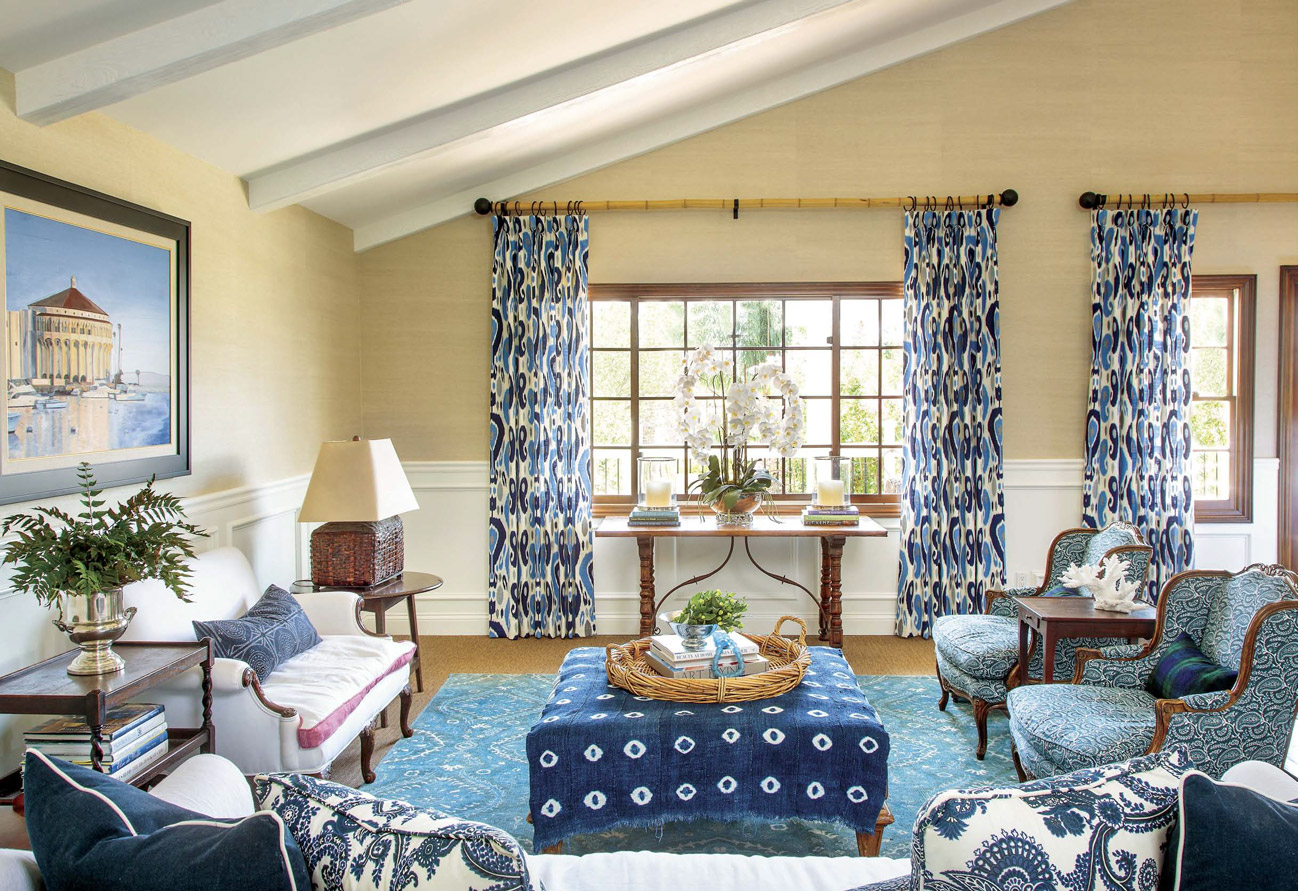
[488,214,596,639]
[1082,208,1198,602]
[896,208,1006,638]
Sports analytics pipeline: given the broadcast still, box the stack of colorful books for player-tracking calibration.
[645,631,770,679]
[627,505,681,527]
[802,504,860,526]
[24,703,169,782]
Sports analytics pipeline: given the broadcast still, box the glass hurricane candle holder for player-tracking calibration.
[812,456,852,507]
[638,456,677,509]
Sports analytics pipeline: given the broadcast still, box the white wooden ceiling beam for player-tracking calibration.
[351,0,1074,251]
[245,0,855,212]
[15,0,413,126]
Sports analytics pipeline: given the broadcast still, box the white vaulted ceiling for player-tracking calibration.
[0,0,1073,250]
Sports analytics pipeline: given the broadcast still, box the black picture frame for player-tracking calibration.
[0,160,190,504]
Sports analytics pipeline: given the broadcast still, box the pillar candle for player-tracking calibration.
[644,479,673,507]
[817,479,845,506]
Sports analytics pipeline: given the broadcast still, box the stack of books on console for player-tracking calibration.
[24,703,169,782]
[802,504,860,526]
[627,506,681,527]
[645,631,771,679]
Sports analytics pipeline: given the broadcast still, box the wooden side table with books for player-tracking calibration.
[0,640,215,812]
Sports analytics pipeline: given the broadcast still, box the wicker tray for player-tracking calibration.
[605,615,811,704]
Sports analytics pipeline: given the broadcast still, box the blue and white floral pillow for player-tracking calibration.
[254,773,543,891]
[909,747,1194,891]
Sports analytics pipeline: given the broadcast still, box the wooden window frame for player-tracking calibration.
[1191,274,1256,523]
[1278,266,1297,571]
[588,282,904,518]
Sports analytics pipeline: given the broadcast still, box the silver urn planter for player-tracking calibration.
[659,612,716,650]
[52,589,137,676]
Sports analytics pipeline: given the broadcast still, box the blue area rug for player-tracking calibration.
[370,674,1017,859]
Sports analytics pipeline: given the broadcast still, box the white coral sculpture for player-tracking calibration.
[1061,555,1142,613]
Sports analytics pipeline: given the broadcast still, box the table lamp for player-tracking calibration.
[298,436,419,587]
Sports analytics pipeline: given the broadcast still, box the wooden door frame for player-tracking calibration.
[1279,266,1297,572]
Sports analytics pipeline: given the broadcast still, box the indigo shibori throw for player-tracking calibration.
[1146,631,1238,700]
[527,646,890,852]
[193,584,321,682]
[23,750,308,891]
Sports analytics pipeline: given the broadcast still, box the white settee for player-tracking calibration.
[119,547,416,780]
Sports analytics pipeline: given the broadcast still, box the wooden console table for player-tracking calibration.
[596,515,887,647]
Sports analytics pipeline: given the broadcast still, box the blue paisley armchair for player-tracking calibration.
[932,522,1152,759]
[1007,564,1298,781]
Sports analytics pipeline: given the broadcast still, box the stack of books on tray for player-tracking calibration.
[645,631,770,679]
[627,506,681,527]
[802,504,860,526]
[24,703,169,782]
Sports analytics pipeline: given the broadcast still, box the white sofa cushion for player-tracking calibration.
[148,754,256,819]
[260,635,415,748]
[527,851,910,891]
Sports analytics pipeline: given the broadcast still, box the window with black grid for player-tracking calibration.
[589,283,905,514]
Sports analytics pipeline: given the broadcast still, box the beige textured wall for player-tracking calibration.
[359,0,1297,462]
[0,71,363,496]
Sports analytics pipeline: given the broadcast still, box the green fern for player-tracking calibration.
[1,463,208,605]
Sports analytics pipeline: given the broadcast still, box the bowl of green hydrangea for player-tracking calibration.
[660,589,749,650]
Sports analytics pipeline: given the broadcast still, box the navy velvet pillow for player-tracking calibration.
[1146,631,1238,700]
[23,750,309,891]
[193,584,321,681]
[1161,771,1298,891]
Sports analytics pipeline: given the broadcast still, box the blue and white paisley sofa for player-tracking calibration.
[1007,563,1298,781]
[932,522,1152,759]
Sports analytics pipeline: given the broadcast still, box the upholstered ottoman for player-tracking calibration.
[526,646,892,855]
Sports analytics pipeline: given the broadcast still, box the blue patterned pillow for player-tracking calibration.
[912,748,1195,891]
[254,773,542,891]
[193,585,321,681]
[1146,632,1238,700]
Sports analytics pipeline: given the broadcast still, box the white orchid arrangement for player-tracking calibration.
[672,345,806,512]
[1060,555,1142,613]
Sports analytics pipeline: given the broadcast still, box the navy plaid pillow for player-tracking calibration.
[1146,631,1238,700]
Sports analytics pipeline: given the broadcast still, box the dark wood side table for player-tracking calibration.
[293,572,442,693]
[0,641,215,810]
[595,515,887,648]
[1015,597,1158,685]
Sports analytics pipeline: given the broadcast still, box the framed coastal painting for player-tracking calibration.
[0,160,190,504]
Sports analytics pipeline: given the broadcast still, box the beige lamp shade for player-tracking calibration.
[298,437,419,522]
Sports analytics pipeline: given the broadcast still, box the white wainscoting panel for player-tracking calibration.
[390,458,1284,636]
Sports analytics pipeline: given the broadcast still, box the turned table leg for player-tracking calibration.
[818,543,832,640]
[637,536,656,638]
[821,534,846,647]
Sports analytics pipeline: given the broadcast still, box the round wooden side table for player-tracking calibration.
[292,571,442,693]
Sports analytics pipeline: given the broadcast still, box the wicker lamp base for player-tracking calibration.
[310,516,404,587]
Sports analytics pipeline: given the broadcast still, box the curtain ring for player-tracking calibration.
[513,201,520,215]
[1182,192,1190,209]
[907,196,916,211]
[576,200,583,215]
[957,195,964,211]
[987,194,994,208]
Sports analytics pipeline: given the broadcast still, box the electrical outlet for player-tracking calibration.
[1014,571,1034,587]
